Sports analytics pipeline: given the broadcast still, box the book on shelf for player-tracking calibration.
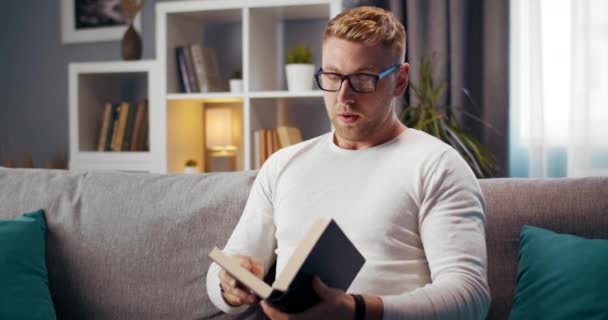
[209,217,365,313]
[257,129,270,166]
[200,46,223,92]
[122,101,138,151]
[181,45,200,93]
[253,129,261,169]
[129,99,148,151]
[272,129,280,154]
[111,102,130,151]
[97,102,113,151]
[190,43,209,92]
[175,46,191,93]
[137,104,149,151]
[176,44,224,93]
[105,103,120,151]
[254,126,303,168]
[277,126,302,148]
[265,129,276,160]
[95,100,148,152]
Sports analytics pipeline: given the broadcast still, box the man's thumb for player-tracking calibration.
[312,276,334,300]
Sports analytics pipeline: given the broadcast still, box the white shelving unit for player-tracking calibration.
[69,0,342,174]
[156,0,341,173]
[68,60,163,172]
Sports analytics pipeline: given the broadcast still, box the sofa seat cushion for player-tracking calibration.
[509,225,608,320]
[0,209,56,319]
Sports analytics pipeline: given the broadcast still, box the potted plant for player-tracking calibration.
[285,44,315,91]
[183,159,199,174]
[400,53,499,178]
[229,67,243,93]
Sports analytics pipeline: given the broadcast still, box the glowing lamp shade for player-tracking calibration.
[205,108,237,155]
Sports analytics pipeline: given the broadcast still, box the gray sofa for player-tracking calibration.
[1,167,607,319]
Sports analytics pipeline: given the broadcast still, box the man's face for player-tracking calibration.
[321,37,408,144]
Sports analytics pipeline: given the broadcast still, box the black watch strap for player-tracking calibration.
[351,294,366,320]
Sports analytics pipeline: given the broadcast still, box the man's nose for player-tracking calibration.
[337,79,356,103]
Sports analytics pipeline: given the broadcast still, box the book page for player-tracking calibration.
[208,247,273,298]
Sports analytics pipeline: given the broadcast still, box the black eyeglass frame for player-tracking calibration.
[314,63,402,93]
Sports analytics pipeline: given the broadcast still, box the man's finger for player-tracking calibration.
[220,282,243,306]
[221,283,258,305]
[238,257,252,270]
[220,274,255,300]
[219,270,237,287]
[250,260,264,277]
[236,256,264,278]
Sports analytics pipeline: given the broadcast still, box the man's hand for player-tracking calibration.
[260,276,356,320]
[218,255,264,307]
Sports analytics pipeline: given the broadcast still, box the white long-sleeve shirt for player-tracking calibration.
[207,128,490,319]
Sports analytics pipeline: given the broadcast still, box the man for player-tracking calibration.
[207,6,490,320]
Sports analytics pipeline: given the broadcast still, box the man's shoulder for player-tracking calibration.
[396,128,453,158]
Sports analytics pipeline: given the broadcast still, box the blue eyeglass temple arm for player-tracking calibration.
[378,64,402,79]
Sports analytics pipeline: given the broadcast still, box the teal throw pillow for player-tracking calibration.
[509,225,608,320]
[0,209,56,320]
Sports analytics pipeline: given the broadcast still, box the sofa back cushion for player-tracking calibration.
[479,177,608,320]
[2,168,607,320]
[0,168,258,319]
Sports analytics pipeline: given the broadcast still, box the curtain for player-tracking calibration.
[510,0,608,177]
[345,0,510,177]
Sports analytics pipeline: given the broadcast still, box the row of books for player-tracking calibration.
[96,100,149,152]
[253,126,302,168]
[176,44,223,93]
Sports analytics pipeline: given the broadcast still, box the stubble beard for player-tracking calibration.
[330,109,388,142]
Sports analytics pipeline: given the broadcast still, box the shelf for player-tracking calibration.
[73,151,152,161]
[166,92,244,101]
[159,4,243,94]
[248,6,328,92]
[68,60,162,173]
[248,3,333,19]
[68,0,342,174]
[70,65,150,150]
[166,99,244,174]
[69,60,157,73]
[155,0,342,172]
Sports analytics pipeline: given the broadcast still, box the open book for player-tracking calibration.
[209,218,365,313]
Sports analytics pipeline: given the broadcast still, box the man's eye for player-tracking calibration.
[323,74,341,81]
[351,76,374,85]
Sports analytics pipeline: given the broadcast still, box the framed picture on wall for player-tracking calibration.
[61,0,142,44]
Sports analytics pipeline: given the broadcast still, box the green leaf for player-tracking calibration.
[402,52,498,177]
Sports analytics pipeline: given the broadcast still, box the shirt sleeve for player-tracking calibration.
[206,158,278,314]
[381,148,491,320]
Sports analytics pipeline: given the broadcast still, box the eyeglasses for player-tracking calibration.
[314,64,401,93]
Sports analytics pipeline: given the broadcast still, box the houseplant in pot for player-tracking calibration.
[183,159,199,174]
[400,53,499,178]
[229,67,243,93]
[285,44,314,91]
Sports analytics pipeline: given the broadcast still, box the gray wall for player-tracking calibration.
[0,0,159,168]
[0,1,331,169]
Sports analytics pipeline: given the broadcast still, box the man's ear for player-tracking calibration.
[394,63,409,96]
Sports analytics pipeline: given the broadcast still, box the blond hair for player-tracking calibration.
[323,6,406,61]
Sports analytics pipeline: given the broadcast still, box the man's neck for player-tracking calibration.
[334,120,407,150]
